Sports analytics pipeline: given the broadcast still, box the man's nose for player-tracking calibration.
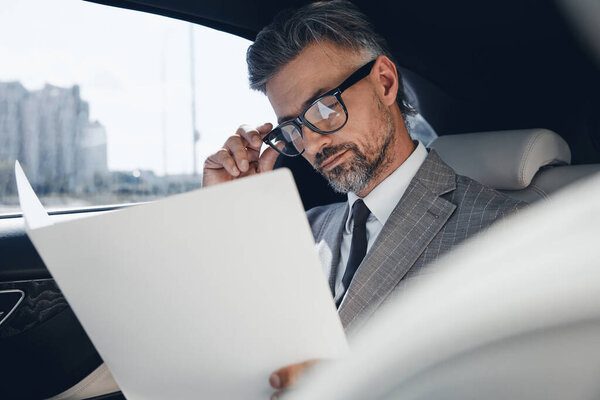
[301,125,332,157]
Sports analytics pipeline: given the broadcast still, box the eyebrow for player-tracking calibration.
[277,87,329,124]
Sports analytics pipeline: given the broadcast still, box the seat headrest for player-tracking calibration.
[430,129,571,190]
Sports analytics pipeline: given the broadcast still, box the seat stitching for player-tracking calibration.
[519,130,544,187]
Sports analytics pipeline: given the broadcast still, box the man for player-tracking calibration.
[203,0,523,393]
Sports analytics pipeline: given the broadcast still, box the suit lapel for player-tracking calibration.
[338,151,457,332]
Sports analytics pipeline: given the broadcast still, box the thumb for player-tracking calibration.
[258,146,280,173]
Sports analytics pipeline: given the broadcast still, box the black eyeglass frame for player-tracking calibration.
[263,59,377,157]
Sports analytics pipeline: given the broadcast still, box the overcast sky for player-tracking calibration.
[0,0,276,175]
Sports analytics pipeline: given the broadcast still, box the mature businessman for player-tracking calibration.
[202,0,523,393]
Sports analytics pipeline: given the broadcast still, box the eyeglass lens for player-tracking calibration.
[268,95,347,156]
[267,124,304,156]
[304,95,346,132]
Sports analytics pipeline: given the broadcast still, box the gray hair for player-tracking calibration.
[246,0,415,116]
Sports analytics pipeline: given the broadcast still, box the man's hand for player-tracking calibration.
[269,359,319,398]
[203,123,279,187]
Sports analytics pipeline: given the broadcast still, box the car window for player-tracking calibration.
[0,0,276,214]
[407,112,438,147]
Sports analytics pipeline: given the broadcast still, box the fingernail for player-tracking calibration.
[240,160,249,171]
[269,373,281,389]
[233,167,239,175]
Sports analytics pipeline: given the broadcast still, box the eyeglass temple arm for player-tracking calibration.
[337,59,376,92]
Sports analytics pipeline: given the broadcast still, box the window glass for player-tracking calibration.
[0,0,276,214]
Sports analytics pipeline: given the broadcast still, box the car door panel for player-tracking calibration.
[0,211,119,399]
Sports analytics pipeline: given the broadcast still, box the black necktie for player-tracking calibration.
[337,199,371,306]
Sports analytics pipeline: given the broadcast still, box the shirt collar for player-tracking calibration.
[345,141,428,232]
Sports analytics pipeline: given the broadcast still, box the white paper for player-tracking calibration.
[15,160,53,230]
[16,165,348,400]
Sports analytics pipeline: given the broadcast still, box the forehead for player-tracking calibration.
[266,42,365,122]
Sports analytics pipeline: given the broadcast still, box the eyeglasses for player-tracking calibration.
[263,59,376,157]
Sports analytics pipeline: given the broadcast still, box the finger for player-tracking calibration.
[238,123,274,150]
[236,124,264,150]
[206,148,240,177]
[245,145,261,163]
[257,146,280,173]
[243,161,260,177]
[257,122,273,135]
[269,360,318,389]
[224,135,250,172]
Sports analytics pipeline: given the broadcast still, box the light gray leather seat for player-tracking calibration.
[507,164,600,203]
[429,128,600,202]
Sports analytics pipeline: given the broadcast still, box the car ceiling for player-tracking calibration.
[84,0,600,164]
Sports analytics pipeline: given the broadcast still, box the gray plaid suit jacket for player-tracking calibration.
[307,150,524,334]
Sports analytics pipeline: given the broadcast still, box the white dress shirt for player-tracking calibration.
[334,141,428,298]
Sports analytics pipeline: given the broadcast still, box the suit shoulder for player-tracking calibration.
[305,202,347,239]
[306,201,346,223]
[451,174,526,219]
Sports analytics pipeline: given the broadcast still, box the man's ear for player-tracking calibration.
[371,55,399,107]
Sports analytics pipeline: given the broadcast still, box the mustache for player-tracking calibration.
[314,143,360,170]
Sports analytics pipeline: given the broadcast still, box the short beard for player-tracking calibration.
[314,98,395,194]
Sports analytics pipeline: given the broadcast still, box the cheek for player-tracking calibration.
[343,96,381,144]
[346,86,379,123]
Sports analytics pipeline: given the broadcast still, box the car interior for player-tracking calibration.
[1,0,599,399]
